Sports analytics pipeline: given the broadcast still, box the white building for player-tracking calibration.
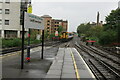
[0,0,29,38]
[118,1,120,8]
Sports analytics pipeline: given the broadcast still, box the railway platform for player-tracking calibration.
[45,48,96,80]
[2,45,96,80]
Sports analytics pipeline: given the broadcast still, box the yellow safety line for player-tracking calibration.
[1,47,39,59]
[70,48,80,80]
[2,52,20,58]
[1,51,24,59]
[74,48,96,78]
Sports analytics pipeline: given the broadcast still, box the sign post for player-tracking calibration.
[41,30,44,59]
[21,11,25,69]
[24,12,44,59]
[26,4,32,62]
[21,12,44,69]
[24,12,44,29]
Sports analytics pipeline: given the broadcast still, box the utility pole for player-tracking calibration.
[21,10,25,69]
[41,30,44,59]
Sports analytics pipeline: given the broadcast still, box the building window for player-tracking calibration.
[0,19,2,25]
[5,9,10,14]
[5,30,17,38]
[5,20,9,25]
[47,30,49,33]
[47,27,50,29]
[47,24,50,26]
[0,9,2,14]
[47,20,50,22]
[5,0,10,3]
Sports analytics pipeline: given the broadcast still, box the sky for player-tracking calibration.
[32,0,120,32]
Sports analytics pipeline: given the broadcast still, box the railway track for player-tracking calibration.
[75,42,120,80]
[1,41,61,55]
[94,46,120,58]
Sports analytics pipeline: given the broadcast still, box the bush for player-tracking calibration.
[99,30,117,45]
[30,39,41,44]
[2,38,41,48]
[12,38,22,47]
[2,38,22,48]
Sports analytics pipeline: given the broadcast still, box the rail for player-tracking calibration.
[75,42,120,80]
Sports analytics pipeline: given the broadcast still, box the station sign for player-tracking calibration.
[87,40,96,42]
[55,31,58,36]
[24,12,44,30]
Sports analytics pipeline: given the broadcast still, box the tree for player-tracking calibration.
[77,8,120,46]
[30,29,38,39]
[86,26,103,38]
[99,30,117,45]
[105,9,120,31]
[77,23,91,36]
[49,33,55,40]
[44,30,49,40]
[104,8,120,43]
[57,26,63,34]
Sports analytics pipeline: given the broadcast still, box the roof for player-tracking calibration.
[41,15,52,18]
[52,19,63,22]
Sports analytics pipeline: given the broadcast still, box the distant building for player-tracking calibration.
[0,1,21,38]
[0,0,67,38]
[62,20,68,32]
[0,0,31,38]
[41,15,52,34]
[97,12,100,26]
[90,22,96,26]
[96,12,103,27]
[118,1,120,8]
[41,15,68,35]
[51,19,68,34]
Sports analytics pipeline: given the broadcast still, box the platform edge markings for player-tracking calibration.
[73,48,96,79]
[1,52,21,59]
[70,48,80,80]
[1,46,43,59]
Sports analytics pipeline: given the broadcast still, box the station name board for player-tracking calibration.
[24,12,44,30]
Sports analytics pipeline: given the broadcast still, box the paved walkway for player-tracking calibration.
[2,46,95,80]
[45,48,96,80]
[45,48,76,80]
[2,47,59,80]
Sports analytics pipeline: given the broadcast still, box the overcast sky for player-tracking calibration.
[32,0,120,32]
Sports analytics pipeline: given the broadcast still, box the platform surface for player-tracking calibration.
[45,48,96,80]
